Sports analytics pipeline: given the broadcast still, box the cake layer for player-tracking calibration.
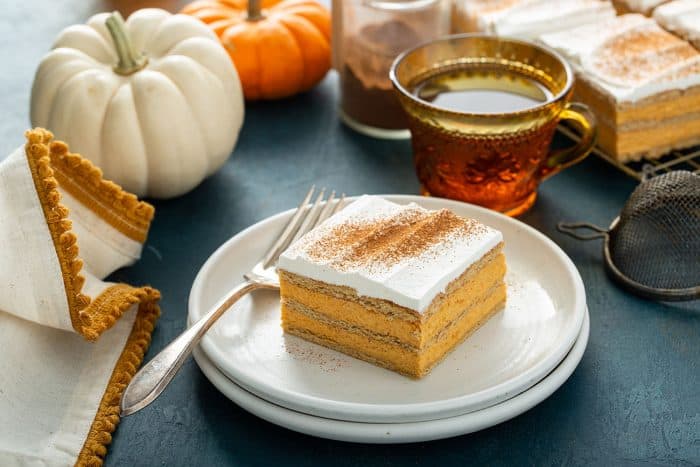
[654,0,700,49]
[278,196,502,312]
[282,284,506,378]
[596,111,700,160]
[279,246,506,348]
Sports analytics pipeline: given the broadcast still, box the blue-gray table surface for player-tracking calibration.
[2,2,698,466]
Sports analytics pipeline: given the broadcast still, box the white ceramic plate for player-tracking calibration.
[192,311,589,444]
[190,195,587,423]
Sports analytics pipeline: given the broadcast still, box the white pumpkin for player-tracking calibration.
[31,9,244,199]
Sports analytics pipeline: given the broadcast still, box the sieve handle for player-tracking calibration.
[557,222,608,240]
[540,102,598,180]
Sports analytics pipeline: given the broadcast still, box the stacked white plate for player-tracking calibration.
[188,195,589,443]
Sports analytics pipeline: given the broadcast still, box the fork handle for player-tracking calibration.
[120,280,263,416]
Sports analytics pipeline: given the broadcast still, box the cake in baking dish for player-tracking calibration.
[277,196,506,378]
[540,14,700,162]
[452,0,615,39]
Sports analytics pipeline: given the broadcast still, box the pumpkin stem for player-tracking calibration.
[247,0,265,21]
[105,11,149,75]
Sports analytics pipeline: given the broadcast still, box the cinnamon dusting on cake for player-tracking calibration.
[305,207,486,270]
[590,25,700,86]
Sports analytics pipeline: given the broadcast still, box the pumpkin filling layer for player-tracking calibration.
[280,253,506,377]
[277,195,507,379]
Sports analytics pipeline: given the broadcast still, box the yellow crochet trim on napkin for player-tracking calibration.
[29,129,154,243]
[76,289,160,467]
[24,128,163,465]
[24,128,158,340]
[50,151,152,243]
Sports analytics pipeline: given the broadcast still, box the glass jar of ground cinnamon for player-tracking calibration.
[333,0,450,139]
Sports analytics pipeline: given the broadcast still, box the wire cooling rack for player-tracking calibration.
[557,125,700,181]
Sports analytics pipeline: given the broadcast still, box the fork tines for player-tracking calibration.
[262,187,345,268]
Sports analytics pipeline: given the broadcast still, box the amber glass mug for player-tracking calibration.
[390,35,597,216]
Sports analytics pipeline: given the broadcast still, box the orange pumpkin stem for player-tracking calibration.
[247,0,265,21]
[105,11,149,76]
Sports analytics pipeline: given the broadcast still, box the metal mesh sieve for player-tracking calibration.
[558,170,700,301]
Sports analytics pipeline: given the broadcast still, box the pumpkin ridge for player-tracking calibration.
[48,69,121,169]
[264,16,307,99]
[275,14,326,88]
[155,25,223,59]
[276,5,331,39]
[283,18,308,90]
[155,49,226,89]
[139,68,204,194]
[57,24,116,63]
[129,72,167,195]
[210,17,246,36]
[99,73,126,160]
[89,14,124,58]
[229,20,263,99]
[99,82,145,195]
[31,53,98,126]
[52,47,104,67]
[149,56,217,170]
[252,22,265,99]
[147,25,177,59]
[127,79,150,196]
[128,13,170,59]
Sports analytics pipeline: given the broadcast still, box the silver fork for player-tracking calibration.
[120,187,344,416]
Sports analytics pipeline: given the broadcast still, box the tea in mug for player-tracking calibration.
[413,68,553,113]
[391,35,596,216]
[407,66,560,214]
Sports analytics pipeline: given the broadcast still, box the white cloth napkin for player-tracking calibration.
[0,129,160,466]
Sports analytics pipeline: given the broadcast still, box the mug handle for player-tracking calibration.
[539,102,598,180]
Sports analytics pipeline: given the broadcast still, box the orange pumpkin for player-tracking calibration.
[182,0,331,100]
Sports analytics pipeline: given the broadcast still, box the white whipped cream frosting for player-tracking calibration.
[654,0,700,46]
[491,0,616,38]
[539,14,700,103]
[466,0,615,39]
[278,196,503,313]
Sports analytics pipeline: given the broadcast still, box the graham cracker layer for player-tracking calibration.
[595,112,700,161]
[283,286,506,378]
[575,77,700,128]
[572,63,700,162]
[282,278,505,351]
[280,246,505,347]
